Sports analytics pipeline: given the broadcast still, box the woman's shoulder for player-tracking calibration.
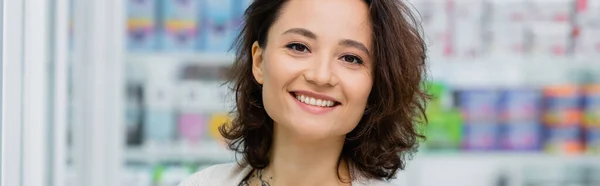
[178,162,252,186]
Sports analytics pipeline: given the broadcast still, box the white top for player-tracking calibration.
[178,163,396,186]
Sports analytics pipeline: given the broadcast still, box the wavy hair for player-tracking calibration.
[220,0,429,181]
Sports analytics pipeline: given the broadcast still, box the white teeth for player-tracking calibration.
[294,93,336,107]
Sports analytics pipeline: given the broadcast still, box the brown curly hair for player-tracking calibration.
[220,0,429,181]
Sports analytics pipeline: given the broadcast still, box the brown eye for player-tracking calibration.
[340,55,363,64]
[286,43,310,53]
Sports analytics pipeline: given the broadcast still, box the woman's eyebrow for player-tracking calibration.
[282,28,317,40]
[339,39,370,57]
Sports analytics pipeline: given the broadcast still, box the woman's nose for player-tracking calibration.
[303,57,338,87]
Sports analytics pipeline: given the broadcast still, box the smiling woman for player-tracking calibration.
[179,0,428,185]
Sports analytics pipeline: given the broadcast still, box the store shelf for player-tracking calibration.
[413,152,600,164]
[125,142,236,164]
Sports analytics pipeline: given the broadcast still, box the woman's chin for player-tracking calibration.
[282,122,349,142]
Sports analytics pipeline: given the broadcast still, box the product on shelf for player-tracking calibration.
[144,82,177,145]
[127,0,158,51]
[177,81,208,145]
[410,0,452,57]
[458,89,501,122]
[499,89,543,150]
[542,85,584,154]
[159,0,201,51]
[424,82,462,150]
[575,0,600,56]
[126,83,145,146]
[208,113,230,142]
[452,0,487,58]
[583,85,600,153]
[529,0,574,56]
[201,0,235,52]
[462,121,500,151]
[458,89,502,150]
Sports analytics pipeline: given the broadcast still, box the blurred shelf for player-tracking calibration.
[125,141,236,164]
[412,152,600,165]
[126,52,235,66]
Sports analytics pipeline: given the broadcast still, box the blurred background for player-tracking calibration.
[2,0,600,186]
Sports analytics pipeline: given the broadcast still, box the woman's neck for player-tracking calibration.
[262,124,352,186]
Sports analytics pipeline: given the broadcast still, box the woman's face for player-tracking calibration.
[252,0,373,140]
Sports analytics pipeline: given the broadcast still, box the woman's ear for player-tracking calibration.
[251,41,264,85]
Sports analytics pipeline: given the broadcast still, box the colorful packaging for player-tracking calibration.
[176,81,206,145]
[499,89,543,150]
[462,122,500,151]
[208,113,230,142]
[424,82,462,151]
[500,89,541,121]
[127,0,158,51]
[457,90,501,122]
[500,121,543,151]
[543,85,584,154]
[583,85,600,127]
[201,0,235,52]
[160,0,200,51]
[583,85,600,153]
[425,108,463,151]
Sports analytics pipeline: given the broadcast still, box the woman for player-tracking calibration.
[180,0,428,185]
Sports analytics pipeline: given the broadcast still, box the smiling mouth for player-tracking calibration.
[290,92,341,108]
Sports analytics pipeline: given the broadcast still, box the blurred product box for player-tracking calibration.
[457,90,501,122]
[500,89,541,121]
[126,84,145,146]
[530,23,571,56]
[208,113,230,143]
[499,89,543,150]
[458,89,502,151]
[527,0,574,56]
[462,122,500,150]
[527,0,573,23]
[575,28,600,56]
[574,0,600,56]
[159,0,201,51]
[452,0,488,58]
[500,121,543,151]
[144,82,177,145]
[488,0,530,55]
[583,85,600,153]
[176,81,208,145]
[424,82,462,150]
[200,0,235,52]
[542,85,584,154]
[412,0,453,57]
[127,0,159,51]
[543,85,582,125]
